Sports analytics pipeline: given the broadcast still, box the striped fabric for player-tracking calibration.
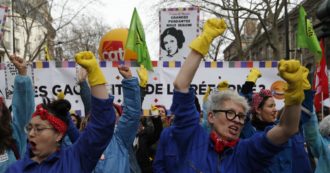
[55,61,76,68]
[1,61,280,69]
[33,61,49,68]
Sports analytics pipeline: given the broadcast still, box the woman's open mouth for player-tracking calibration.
[228,125,239,135]
[30,141,37,151]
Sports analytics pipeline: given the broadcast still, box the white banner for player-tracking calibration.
[4,63,34,99]
[159,7,199,61]
[0,61,286,116]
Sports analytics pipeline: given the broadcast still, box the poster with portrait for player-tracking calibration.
[159,7,199,61]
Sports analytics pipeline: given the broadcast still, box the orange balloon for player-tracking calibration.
[270,80,287,100]
[98,28,137,61]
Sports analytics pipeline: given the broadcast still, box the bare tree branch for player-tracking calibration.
[30,33,48,61]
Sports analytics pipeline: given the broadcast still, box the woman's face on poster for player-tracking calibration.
[163,34,178,56]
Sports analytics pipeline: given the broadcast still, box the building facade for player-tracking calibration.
[223,0,323,66]
[0,0,55,62]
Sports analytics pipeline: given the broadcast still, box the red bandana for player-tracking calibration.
[251,89,273,113]
[210,131,239,153]
[32,104,68,135]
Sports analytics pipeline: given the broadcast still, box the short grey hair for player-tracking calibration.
[206,90,250,115]
[319,115,330,137]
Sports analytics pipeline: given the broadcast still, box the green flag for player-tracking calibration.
[126,8,153,70]
[296,6,322,62]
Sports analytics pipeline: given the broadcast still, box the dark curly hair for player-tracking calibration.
[160,27,185,50]
[0,99,15,154]
[41,97,71,131]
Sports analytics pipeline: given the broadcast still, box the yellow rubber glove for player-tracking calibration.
[203,86,211,102]
[75,51,106,86]
[278,59,311,106]
[302,66,311,90]
[136,65,148,88]
[56,92,65,100]
[246,68,262,83]
[217,80,229,91]
[69,110,76,115]
[189,18,227,56]
[151,105,159,116]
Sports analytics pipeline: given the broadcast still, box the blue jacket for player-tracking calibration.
[153,88,286,173]
[62,80,91,147]
[0,75,34,173]
[5,95,116,173]
[302,112,330,173]
[62,114,80,148]
[93,77,141,173]
[79,80,92,116]
[241,118,312,173]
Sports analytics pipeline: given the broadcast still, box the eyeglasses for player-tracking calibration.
[24,125,54,135]
[213,109,246,123]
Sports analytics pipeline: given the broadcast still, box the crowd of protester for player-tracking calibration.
[0,17,329,173]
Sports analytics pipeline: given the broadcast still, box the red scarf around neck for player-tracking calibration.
[210,131,239,153]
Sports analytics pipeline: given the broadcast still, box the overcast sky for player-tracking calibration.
[54,0,303,61]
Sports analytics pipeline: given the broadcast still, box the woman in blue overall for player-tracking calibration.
[241,88,312,173]
[5,51,116,173]
[153,18,311,173]
[0,55,35,173]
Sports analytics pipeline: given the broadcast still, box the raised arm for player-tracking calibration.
[55,92,80,145]
[170,18,227,140]
[9,55,35,155]
[240,68,261,138]
[154,18,227,173]
[301,90,325,158]
[241,68,261,102]
[115,66,141,148]
[136,65,148,106]
[149,114,163,144]
[77,68,91,116]
[267,60,310,145]
[73,51,116,172]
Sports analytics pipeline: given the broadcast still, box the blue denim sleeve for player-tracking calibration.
[11,75,35,155]
[303,113,324,158]
[301,90,315,124]
[79,80,91,116]
[115,77,141,148]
